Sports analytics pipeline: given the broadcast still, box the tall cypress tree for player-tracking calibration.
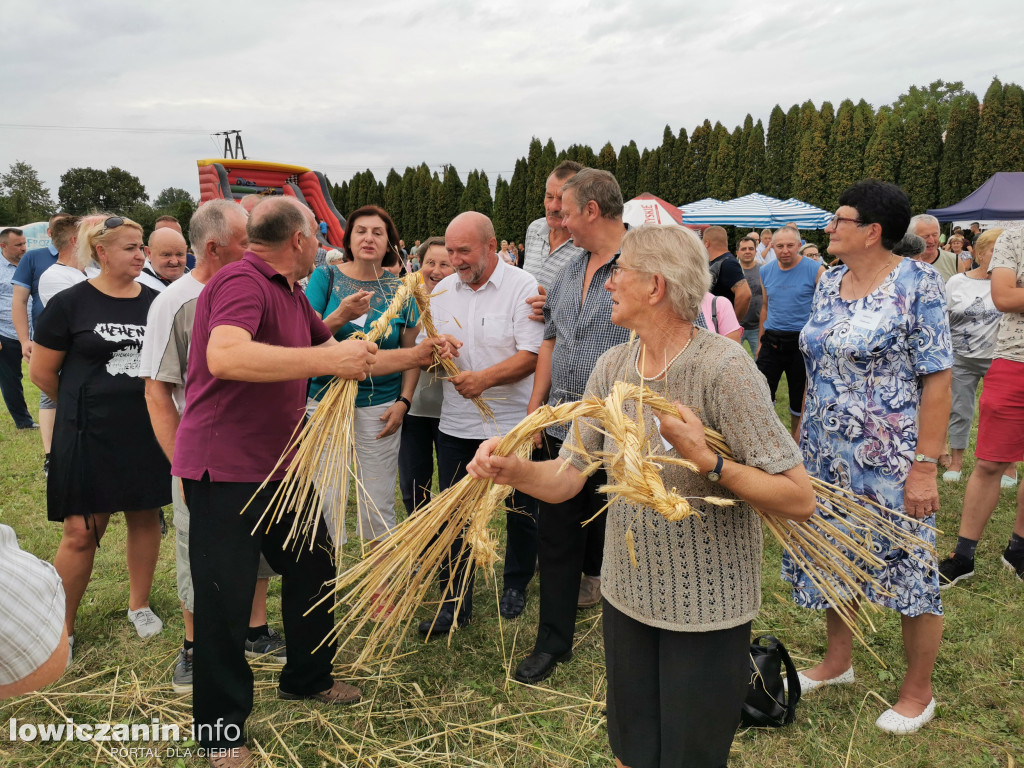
[413,163,432,238]
[438,165,464,228]
[658,125,677,202]
[527,139,557,221]
[476,171,494,216]
[382,169,403,229]
[899,107,942,211]
[973,77,1004,187]
[737,119,765,197]
[684,120,713,202]
[780,103,803,198]
[826,100,862,209]
[427,173,443,235]
[508,157,530,239]
[791,109,829,206]
[493,176,512,240]
[938,93,980,205]
[617,140,641,199]
[764,105,788,198]
[673,127,690,203]
[596,142,618,176]
[863,107,903,184]
[999,83,1024,172]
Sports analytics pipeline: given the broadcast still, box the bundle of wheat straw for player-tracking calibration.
[248,273,491,550]
[317,380,936,664]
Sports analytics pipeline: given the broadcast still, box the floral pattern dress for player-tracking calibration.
[781,259,952,617]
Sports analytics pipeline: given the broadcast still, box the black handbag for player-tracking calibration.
[740,634,800,728]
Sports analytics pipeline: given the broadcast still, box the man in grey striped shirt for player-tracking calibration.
[522,160,587,293]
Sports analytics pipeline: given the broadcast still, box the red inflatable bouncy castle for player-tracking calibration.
[197,158,346,247]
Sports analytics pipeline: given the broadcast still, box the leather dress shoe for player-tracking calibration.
[514,650,572,684]
[418,608,470,640]
[499,587,526,619]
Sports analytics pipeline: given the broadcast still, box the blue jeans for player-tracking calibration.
[741,327,759,358]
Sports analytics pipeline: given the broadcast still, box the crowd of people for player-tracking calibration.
[1,162,1023,768]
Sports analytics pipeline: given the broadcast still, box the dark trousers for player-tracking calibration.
[534,434,606,656]
[398,414,440,515]
[184,477,336,749]
[0,334,33,428]
[436,430,538,618]
[755,329,806,416]
[604,600,751,768]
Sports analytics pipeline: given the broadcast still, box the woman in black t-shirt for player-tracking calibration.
[30,215,171,656]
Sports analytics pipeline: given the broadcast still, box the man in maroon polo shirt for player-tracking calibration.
[172,197,378,767]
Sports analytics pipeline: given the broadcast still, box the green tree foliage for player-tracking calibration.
[707,125,737,200]
[938,93,979,205]
[58,166,148,215]
[616,140,641,200]
[658,125,677,202]
[864,107,903,184]
[593,142,616,177]
[508,157,530,240]
[892,79,966,127]
[973,77,1004,187]
[438,165,464,229]
[736,120,765,197]
[637,147,661,195]
[899,106,943,211]
[763,105,788,198]
[999,83,1024,173]
[492,177,512,241]
[826,100,864,209]
[683,120,713,202]
[791,107,829,207]
[153,187,195,209]
[779,103,803,198]
[563,144,597,166]
[0,161,56,222]
[672,128,690,203]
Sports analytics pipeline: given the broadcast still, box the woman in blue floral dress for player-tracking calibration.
[783,180,952,734]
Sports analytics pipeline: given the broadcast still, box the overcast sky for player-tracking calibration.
[2,0,1022,208]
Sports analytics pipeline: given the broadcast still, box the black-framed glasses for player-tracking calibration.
[100,216,125,235]
[828,213,866,229]
[608,253,647,283]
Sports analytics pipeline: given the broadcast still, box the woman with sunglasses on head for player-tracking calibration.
[783,179,952,734]
[305,206,445,547]
[29,216,171,658]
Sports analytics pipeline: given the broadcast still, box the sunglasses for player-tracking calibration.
[100,216,125,236]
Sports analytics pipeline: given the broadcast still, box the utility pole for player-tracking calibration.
[213,130,246,160]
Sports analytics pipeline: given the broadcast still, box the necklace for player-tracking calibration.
[636,326,695,381]
[847,255,895,300]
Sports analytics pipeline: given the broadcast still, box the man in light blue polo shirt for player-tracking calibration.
[11,214,65,466]
[756,225,825,439]
[1,228,36,429]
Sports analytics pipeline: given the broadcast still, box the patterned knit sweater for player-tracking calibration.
[560,331,803,631]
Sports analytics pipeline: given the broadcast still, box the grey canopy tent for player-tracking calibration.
[927,173,1024,221]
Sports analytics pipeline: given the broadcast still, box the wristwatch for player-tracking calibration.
[914,453,938,464]
[706,454,725,483]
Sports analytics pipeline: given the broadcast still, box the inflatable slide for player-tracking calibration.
[197,159,346,247]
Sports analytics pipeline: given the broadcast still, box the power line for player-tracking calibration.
[0,123,214,135]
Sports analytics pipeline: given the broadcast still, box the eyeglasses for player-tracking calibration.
[608,253,647,283]
[100,216,125,235]
[828,214,866,229]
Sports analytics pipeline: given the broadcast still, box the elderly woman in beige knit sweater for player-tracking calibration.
[469,224,814,768]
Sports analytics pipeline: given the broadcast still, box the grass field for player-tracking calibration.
[1,370,1022,767]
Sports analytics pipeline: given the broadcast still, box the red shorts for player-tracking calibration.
[976,357,1024,463]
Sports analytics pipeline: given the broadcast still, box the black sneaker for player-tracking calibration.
[938,553,975,589]
[245,627,287,663]
[172,647,193,693]
[1002,544,1024,581]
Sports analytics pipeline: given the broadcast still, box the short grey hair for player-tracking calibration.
[561,168,623,219]
[907,213,939,235]
[189,199,247,258]
[325,249,344,264]
[247,197,312,245]
[620,224,710,323]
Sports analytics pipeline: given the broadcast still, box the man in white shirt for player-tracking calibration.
[137,228,189,292]
[38,215,86,307]
[418,211,543,637]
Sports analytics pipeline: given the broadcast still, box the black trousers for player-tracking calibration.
[436,430,538,618]
[534,434,606,656]
[398,414,440,515]
[604,600,751,768]
[184,477,336,749]
[755,329,806,416]
[0,334,33,428]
